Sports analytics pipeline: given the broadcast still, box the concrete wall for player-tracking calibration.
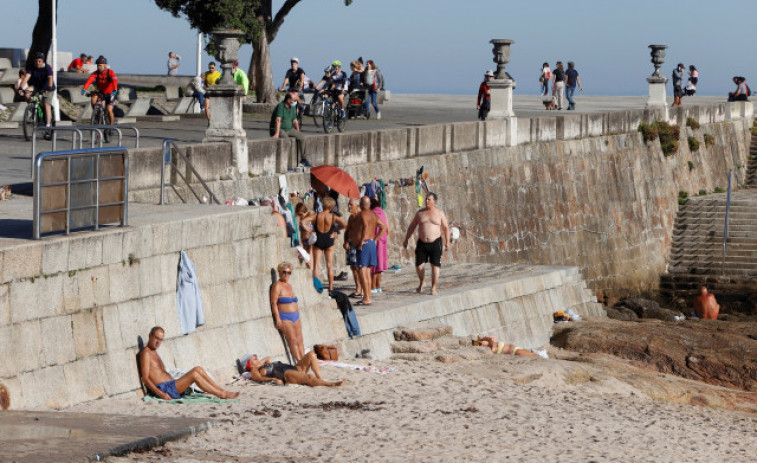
[0,206,345,410]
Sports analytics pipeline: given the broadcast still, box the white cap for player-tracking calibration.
[291,57,299,63]
[485,70,494,77]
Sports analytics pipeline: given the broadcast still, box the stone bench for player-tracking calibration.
[172,96,200,114]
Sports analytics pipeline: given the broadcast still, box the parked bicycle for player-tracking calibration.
[321,91,346,134]
[22,90,50,141]
[89,91,112,143]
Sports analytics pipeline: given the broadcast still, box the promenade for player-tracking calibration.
[0,94,725,186]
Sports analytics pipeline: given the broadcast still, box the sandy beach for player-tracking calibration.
[67,345,756,463]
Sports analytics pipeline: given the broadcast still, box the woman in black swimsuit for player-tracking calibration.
[246,351,345,387]
[310,196,347,291]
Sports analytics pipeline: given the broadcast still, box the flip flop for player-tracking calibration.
[355,300,372,306]
[348,293,362,298]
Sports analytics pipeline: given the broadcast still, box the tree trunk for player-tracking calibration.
[29,0,54,69]
[247,52,257,94]
[251,31,275,103]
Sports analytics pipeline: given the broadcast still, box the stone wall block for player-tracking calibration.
[378,128,408,161]
[186,243,233,287]
[108,261,141,305]
[11,320,42,373]
[0,284,8,326]
[42,239,70,276]
[100,230,124,265]
[451,122,479,152]
[19,365,68,410]
[166,334,200,372]
[63,356,107,405]
[0,325,17,377]
[40,315,76,366]
[151,221,184,255]
[100,349,139,396]
[10,274,64,323]
[532,117,556,142]
[101,304,124,351]
[117,299,156,349]
[556,115,581,141]
[67,235,103,271]
[159,253,179,294]
[484,119,507,147]
[151,293,182,338]
[76,267,110,309]
[72,308,106,358]
[247,138,279,176]
[517,117,532,144]
[2,243,42,283]
[138,256,163,298]
[194,327,233,374]
[232,239,253,280]
[417,124,445,156]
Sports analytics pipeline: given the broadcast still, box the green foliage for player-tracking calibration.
[678,190,688,206]
[685,117,700,129]
[638,120,680,156]
[688,161,695,171]
[688,136,700,151]
[703,133,715,147]
[714,186,726,193]
[154,0,260,37]
[698,189,707,196]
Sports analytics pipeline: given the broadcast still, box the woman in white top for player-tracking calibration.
[540,62,551,96]
[686,65,698,96]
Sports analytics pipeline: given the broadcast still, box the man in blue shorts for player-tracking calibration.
[139,326,240,400]
[354,196,385,305]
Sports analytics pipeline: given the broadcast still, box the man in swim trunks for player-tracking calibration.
[139,326,240,400]
[353,196,385,305]
[403,192,451,296]
[693,286,720,319]
[246,351,344,387]
[343,198,363,298]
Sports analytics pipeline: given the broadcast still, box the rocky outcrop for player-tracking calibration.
[551,318,757,391]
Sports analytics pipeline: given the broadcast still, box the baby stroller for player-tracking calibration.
[346,89,370,119]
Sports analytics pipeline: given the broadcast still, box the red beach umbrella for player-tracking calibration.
[310,165,360,198]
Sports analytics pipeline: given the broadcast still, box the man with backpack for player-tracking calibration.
[81,56,118,125]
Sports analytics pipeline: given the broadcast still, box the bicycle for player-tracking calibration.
[89,91,112,143]
[321,91,346,134]
[310,92,325,127]
[22,90,49,142]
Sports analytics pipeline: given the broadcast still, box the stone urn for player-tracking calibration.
[648,44,667,79]
[490,39,515,80]
[210,29,244,87]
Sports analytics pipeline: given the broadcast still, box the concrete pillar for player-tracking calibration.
[487,39,519,146]
[645,45,669,120]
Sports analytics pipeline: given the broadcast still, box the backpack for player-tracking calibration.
[544,69,552,80]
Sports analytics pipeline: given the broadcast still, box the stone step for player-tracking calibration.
[391,340,443,354]
[393,324,453,342]
[667,266,757,276]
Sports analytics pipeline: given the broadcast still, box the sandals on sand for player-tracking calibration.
[355,300,372,306]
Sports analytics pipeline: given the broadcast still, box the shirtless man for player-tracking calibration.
[353,196,386,305]
[343,198,363,298]
[693,286,720,319]
[403,192,451,295]
[139,326,239,400]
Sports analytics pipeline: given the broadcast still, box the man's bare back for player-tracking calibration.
[693,286,720,319]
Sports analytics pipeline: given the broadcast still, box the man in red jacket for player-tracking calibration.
[81,55,118,125]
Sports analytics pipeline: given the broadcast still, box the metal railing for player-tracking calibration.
[160,139,220,205]
[78,124,141,149]
[33,146,129,239]
[722,168,732,274]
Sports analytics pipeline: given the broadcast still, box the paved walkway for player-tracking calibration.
[0,410,212,463]
[0,94,725,186]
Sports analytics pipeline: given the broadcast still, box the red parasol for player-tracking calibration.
[310,165,360,198]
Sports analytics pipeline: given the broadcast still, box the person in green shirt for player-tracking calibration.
[231,60,249,96]
[270,91,307,163]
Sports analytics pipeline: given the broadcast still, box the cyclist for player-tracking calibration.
[279,57,306,94]
[17,51,55,130]
[81,56,118,126]
[328,60,349,119]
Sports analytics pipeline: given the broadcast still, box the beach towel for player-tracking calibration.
[176,251,205,335]
[143,392,239,404]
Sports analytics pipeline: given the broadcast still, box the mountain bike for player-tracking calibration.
[321,91,346,134]
[310,92,325,127]
[90,92,112,143]
[22,90,48,141]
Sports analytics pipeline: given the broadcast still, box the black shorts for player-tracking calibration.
[415,237,443,268]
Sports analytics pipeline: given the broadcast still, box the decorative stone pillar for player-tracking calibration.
[487,39,517,145]
[204,29,248,175]
[646,45,668,110]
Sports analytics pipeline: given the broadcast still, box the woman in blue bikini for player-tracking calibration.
[271,262,306,362]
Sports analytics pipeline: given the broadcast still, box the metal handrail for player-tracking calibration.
[722,168,732,275]
[160,139,221,205]
[31,126,84,177]
[80,124,140,149]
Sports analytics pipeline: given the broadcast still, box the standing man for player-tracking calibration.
[672,63,685,107]
[167,51,181,76]
[81,56,118,126]
[202,62,221,122]
[354,196,385,306]
[403,192,451,296]
[230,61,250,96]
[139,326,240,400]
[564,61,582,111]
[18,52,55,132]
[693,286,720,319]
[476,70,494,120]
[343,198,363,298]
[551,61,565,110]
[270,92,306,162]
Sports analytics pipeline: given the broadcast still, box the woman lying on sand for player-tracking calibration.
[473,336,548,358]
[246,351,345,387]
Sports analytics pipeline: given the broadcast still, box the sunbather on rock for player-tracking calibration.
[473,335,547,359]
[246,351,345,387]
[139,326,240,400]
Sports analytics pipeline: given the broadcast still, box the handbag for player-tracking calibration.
[314,344,339,361]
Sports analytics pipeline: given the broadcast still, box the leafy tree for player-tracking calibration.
[156,0,353,103]
[28,0,55,70]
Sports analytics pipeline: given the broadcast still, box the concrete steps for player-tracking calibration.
[746,130,757,187]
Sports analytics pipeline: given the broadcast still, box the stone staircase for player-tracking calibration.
[660,127,757,299]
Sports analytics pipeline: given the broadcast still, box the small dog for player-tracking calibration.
[542,97,557,110]
[0,186,10,201]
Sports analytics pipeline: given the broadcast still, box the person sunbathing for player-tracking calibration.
[473,335,547,358]
[246,351,345,387]
[139,326,240,400]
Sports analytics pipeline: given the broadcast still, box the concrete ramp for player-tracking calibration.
[173,96,200,114]
[338,263,604,359]
[9,103,26,122]
[0,87,16,104]
[125,97,153,117]
[0,411,212,463]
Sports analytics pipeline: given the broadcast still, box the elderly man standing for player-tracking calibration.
[403,192,451,296]
[139,326,239,400]
[693,286,720,319]
[352,196,386,305]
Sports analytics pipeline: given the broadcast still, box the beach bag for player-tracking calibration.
[314,344,338,361]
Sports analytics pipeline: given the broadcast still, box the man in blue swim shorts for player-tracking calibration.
[354,196,386,305]
[139,326,240,400]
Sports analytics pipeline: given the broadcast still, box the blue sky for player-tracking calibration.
[1,0,755,95]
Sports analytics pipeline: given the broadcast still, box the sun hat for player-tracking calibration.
[485,70,494,77]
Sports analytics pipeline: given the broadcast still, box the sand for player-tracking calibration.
[68,353,756,463]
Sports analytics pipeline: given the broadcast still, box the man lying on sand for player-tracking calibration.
[246,351,345,387]
[139,326,240,400]
[474,335,548,359]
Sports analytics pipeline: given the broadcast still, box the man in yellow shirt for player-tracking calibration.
[202,62,221,122]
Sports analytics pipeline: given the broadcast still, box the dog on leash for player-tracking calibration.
[542,97,557,110]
